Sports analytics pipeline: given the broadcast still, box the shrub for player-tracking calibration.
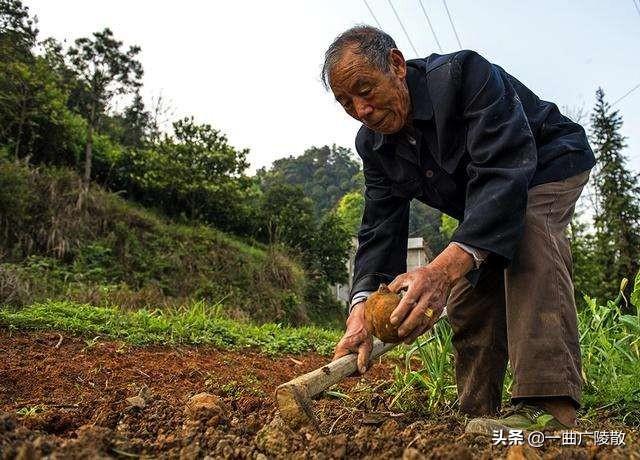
[0,160,316,324]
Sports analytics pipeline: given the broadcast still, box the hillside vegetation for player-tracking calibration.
[0,156,325,325]
[0,0,354,325]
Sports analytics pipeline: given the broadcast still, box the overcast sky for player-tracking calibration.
[27,0,640,174]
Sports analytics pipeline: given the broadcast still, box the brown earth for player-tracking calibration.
[0,329,637,459]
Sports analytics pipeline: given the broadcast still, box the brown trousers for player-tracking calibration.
[447,170,590,416]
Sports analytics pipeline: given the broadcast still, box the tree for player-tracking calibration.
[112,117,255,233]
[66,28,142,188]
[335,191,364,235]
[260,182,315,248]
[0,0,36,157]
[569,211,599,302]
[309,212,351,284]
[0,54,70,160]
[439,214,458,240]
[0,0,37,62]
[103,90,155,149]
[409,201,446,254]
[259,181,351,285]
[590,88,640,303]
[257,145,361,216]
[0,2,77,164]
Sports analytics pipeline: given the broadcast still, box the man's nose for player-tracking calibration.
[354,98,373,119]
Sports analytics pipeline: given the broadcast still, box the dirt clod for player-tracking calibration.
[254,415,295,455]
[185,393,227,424]
[126,395,146,409]
[15,443,37,460]
[0,413,17,433]
[402,447,426,460]
[506,444,543,460]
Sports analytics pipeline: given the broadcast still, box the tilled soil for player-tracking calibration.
[0,329,637,459]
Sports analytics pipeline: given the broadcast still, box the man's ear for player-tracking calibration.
[389,48,407,79]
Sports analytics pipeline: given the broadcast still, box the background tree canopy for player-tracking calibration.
[256,145,361,217]
[588,88,640,305]
[258,144,447,255]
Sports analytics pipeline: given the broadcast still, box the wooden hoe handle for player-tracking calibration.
[276,339,397,428]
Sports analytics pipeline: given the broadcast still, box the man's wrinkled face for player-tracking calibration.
[330,46,410,134]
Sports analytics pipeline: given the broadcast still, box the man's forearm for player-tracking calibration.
[451,242,488,269]
[429,243,477,285]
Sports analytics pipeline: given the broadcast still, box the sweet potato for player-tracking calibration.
[363,283,402,343]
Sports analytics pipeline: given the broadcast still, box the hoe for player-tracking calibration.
[276,287,447,430]
[276,338,397,429]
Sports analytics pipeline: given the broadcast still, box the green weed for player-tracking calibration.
[16,404,47,417]
[388,320,457,413]
[389,272,640,423]
[579,278,640,424]
[0,300,341,356]
[219,375,264,397]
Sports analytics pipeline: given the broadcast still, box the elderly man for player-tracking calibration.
[324,25,595,434]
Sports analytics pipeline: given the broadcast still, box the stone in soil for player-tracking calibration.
[184,392,228,426]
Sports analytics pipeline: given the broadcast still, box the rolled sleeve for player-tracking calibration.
[349,290,373,314]
[451,52,537,266]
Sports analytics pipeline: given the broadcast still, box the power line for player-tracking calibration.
[611,82,640,107]
[609,2,640,106]
[442,0,463,49]
[417,0,443,52]
[362,0,383,28]
[386,0,420,56]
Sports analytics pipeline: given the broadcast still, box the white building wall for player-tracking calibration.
[332,237,431,305]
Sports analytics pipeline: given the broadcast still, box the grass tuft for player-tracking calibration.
[388,272,640,424]
[0,299,341,356]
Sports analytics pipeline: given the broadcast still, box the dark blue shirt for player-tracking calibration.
[350,50,595,299]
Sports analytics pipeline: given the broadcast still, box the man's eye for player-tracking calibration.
[360,88,371,96]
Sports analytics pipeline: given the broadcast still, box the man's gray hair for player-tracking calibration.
[321,25,397,90]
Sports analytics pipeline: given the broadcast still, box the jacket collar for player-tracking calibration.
[372,60,434,151]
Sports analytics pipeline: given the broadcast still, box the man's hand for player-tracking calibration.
[332,302,373,374]
[387,266,450,344]
[388,243,475,344]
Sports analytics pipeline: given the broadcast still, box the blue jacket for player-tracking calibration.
[350,50,595,299]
